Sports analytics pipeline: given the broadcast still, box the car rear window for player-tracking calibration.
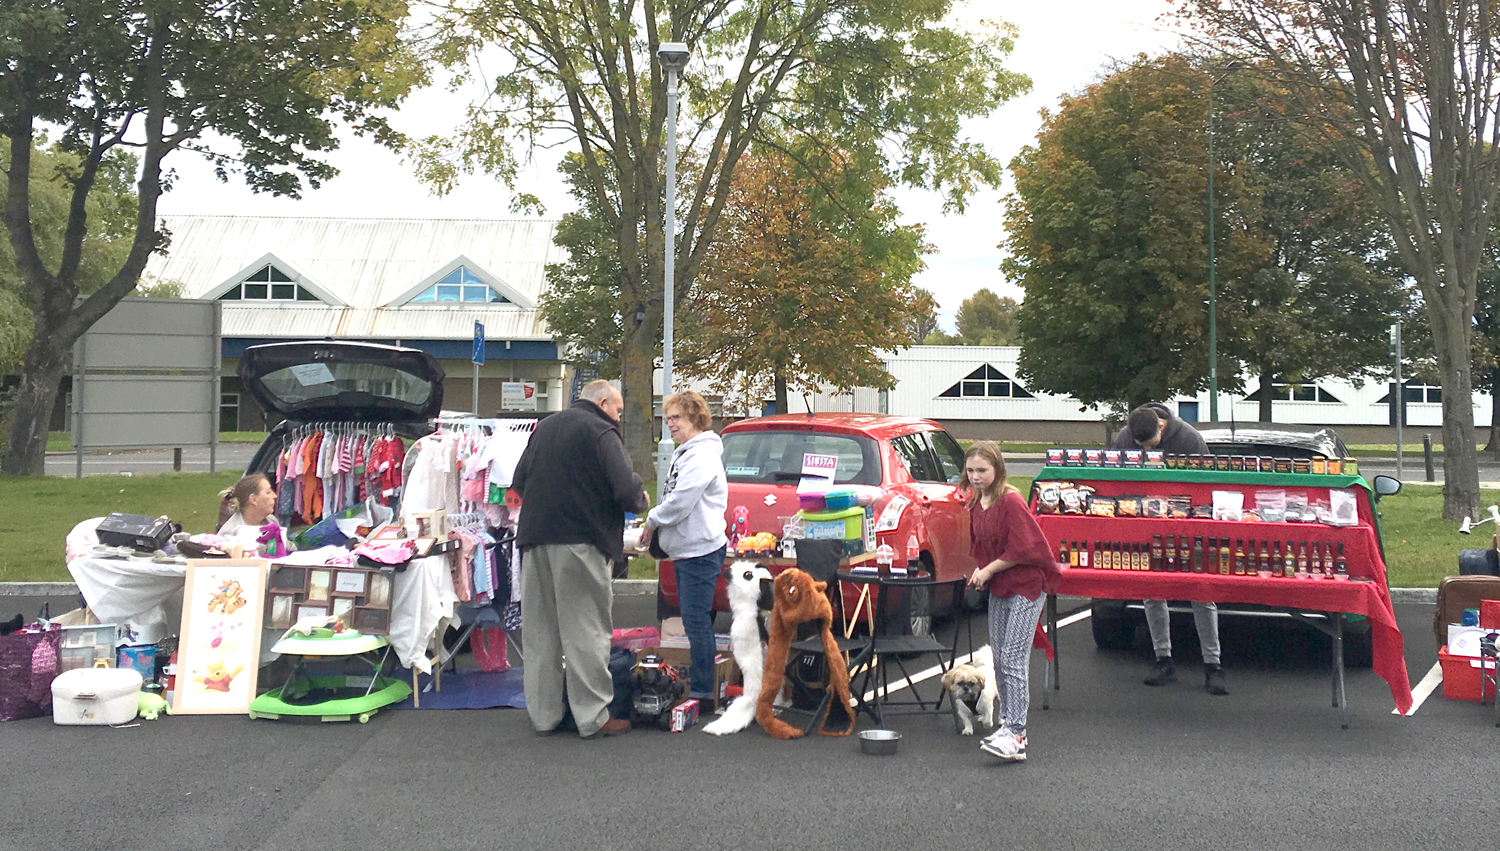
[258,362,435,408]
[720,430,881,486]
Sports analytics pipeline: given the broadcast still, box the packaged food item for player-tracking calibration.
[1046,448,1065,466]
[1036,482,1063,514]
[1274,458,1293,474]
[1145,450,1165,468]
[1087,496,1117,517]
[1103,449,1123,467]
[1255,489,1287,523]
[1168,496,1193,519]
[1065,448,1085,467]
[1060,485,1087,515]
[1311,455,1326,474]
[1123,449,1143,467]
[1084,449,1103,467]
[1211,490,1244,522]
[1284,492,1310,523]
[1142,496,1169,518]
[1116,495,1143,518]
[1192,504,1214,519]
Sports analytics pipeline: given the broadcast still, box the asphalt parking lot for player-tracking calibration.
[1,595,1490,851]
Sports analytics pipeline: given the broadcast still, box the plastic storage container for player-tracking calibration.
[799,507,865,541]
[1438,645,1489,702]
[51,666,143,725]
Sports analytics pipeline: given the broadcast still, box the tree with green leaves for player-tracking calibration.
[1175,0,1500,522]
[0,0,421,475]
[953,288,1019,346]
[1005,54,1403,415]
[420,0,1029,473]
[677,145,933,411]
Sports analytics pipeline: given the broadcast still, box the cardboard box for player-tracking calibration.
[647,645,737,702]
[669,699,700,732]
[1439,645,1497,702]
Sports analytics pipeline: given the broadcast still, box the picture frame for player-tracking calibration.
[367,573,391,608]
[270,595,295,629]
[307,570,331,602]
[333,571,367,595]
[269,565,309,594]
[331,596,355,626]
[174,559,267,715]
[295,602,329,623]
[352,607,390,634]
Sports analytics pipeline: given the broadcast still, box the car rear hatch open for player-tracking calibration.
[239,340,446,425]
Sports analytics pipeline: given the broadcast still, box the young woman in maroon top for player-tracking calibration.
[964,440,1060,762]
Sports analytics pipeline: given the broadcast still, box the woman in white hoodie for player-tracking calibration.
[642,390,728,704]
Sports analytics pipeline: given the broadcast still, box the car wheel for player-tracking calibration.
[1342,617,1373,668]
[1091,600,1137,650]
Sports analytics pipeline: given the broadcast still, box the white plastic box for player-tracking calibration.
[51,667,143,725]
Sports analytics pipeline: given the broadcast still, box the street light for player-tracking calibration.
[657,41,689,494]
[1206,62,1241,423]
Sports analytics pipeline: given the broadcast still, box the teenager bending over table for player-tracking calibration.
[1112,403,1228,695]
[964,441,1061,763]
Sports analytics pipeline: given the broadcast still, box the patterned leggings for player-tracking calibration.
[988,593,1045,736]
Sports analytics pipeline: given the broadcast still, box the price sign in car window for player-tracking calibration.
[797,453,838,495]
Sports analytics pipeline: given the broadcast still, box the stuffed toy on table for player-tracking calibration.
[755,568,855,739]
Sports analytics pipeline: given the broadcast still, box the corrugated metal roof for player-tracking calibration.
[146,216,564,342]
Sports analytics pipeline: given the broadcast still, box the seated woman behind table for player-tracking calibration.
[217,474,284,556]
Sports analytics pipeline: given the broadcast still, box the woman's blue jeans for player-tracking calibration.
[674,544,727,698]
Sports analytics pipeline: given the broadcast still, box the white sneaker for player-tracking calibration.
[980,729,1027,761]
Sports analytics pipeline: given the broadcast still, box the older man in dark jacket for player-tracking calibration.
[512,379,649,738]
[1113,402,1227,696]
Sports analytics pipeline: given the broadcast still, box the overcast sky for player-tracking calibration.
[156,1,1185,332]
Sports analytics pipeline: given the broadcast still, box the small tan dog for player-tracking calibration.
[941,660,999,736]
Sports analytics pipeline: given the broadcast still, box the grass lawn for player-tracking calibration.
[1374,483,1498,587]
[0,471,239,583]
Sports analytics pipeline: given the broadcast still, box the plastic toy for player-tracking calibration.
[248,625,410,724]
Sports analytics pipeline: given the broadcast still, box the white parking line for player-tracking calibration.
[1393,662,1442,716]
[860,608,1092,703]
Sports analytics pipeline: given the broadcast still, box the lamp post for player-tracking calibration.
[1206,62,1241,423]
[657,41,689,494]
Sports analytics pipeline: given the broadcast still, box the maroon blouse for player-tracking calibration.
[970,489,1061,601]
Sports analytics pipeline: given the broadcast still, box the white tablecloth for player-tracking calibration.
[66,553,457,671]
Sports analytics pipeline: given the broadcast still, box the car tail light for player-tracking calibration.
[873,494,911,532]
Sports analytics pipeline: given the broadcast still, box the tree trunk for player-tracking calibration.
[2,326,70,476]
[1431,300,1481,522]
[1488,367,1500,459]
[619,315,659,480]
[1258,366,1274,423]
[774,370,788,414]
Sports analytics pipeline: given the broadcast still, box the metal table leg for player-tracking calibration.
[1287,608,1348,728]
[1043,593,1058,710]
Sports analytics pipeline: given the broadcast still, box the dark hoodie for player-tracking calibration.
[1111,402,1209,455]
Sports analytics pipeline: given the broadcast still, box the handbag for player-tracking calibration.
[0,625,61,722]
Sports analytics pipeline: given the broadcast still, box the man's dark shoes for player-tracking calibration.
[1204,664,1229,696]
[581,717,632,739]
[1143,656,1176,686]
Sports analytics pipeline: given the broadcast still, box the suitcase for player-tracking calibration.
[1433,574,1500,651]
[95,512,178,551]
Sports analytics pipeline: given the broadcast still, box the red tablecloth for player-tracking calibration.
[1053,566,1413,713]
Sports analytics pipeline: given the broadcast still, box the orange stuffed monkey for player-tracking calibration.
[755,568,856,739]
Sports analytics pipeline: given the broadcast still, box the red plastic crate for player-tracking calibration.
[1439,645,1496,702]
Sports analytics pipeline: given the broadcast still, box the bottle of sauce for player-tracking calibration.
[1059,541,1070,566]
[1233,539,1246,576]
[1335,542,1348,579]
[1079,541,1090,569]
[1192,536,1206,573]
[1281,541,1296,578]
[1069,541,1080,568]
[1321,541,1334,578]
[1218,537,1231,575]
[1165,535,1178,572]
[1150,534,1163,571]
[1296,541,1309,579]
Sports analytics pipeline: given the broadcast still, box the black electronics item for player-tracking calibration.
[96,512,178,551]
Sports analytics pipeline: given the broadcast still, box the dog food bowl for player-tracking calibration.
[858,729,901,755]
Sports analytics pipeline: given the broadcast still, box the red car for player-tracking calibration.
[656,413,977,635]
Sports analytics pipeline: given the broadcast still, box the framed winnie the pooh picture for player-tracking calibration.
[174,559,269,715]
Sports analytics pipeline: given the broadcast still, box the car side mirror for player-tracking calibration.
[1372,474,1402,501]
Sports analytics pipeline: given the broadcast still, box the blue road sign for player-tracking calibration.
[473,321,485,365]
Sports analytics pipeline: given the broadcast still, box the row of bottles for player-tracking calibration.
[1059,536,1349,579]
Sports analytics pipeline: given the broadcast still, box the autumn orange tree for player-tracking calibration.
[678,147,934,412]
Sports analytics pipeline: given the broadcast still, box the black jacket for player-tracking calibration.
[1111,402,1209,455]
[511,400,648,563]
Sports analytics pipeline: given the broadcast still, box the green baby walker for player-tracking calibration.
[249,625,411,724]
